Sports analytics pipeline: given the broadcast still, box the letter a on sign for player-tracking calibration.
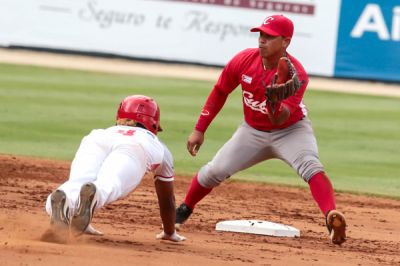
[351,4,390,40]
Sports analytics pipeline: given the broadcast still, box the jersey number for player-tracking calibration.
[116,129,136,136]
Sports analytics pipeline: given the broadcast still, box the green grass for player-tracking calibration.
[1,63,399,198]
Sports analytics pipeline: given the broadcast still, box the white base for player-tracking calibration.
[215,220,300,238]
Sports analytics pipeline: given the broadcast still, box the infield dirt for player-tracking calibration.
[1,154,399,266]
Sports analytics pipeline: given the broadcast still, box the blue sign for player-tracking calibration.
[335,1,400,82]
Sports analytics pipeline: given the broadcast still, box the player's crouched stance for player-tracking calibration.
[43,95,185,243]
[175,14,346,245]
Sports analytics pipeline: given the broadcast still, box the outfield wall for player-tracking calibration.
[0,0,399,82]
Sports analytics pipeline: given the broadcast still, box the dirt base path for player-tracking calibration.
[1,154,399,266]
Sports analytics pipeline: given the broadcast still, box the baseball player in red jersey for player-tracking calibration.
[176,15,347,245]
[45,95,185,242]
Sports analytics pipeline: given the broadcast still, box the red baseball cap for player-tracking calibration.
[250,15,294,38]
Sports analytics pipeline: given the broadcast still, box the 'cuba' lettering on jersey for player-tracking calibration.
[242,91,268,114]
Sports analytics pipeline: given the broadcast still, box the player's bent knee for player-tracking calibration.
[296,157,324,183]
[198,163,231,188]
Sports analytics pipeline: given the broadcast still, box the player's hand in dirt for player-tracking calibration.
[156,230,186,242]
[187,129,204,156]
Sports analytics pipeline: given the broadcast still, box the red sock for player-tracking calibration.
[308,172,336,216]
[183,174,213,209]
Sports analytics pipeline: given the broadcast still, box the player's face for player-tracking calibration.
[258,32,290,58]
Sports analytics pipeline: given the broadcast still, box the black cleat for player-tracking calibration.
[175,203,193,229]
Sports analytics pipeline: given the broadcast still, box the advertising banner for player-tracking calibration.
[335,1,400,82]
[0,0,340,76]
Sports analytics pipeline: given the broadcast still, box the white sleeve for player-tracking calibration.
[154,144,174,182]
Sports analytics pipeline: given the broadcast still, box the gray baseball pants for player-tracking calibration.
[198,117,324,188]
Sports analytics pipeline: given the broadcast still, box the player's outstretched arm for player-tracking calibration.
[155,179,186,242]
[187,129,205,156]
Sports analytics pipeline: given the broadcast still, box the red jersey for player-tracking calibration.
[195,48,309,132]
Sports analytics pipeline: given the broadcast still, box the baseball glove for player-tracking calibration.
[263,56,302,104]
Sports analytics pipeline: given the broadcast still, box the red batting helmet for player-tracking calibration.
[116,95,162,134]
